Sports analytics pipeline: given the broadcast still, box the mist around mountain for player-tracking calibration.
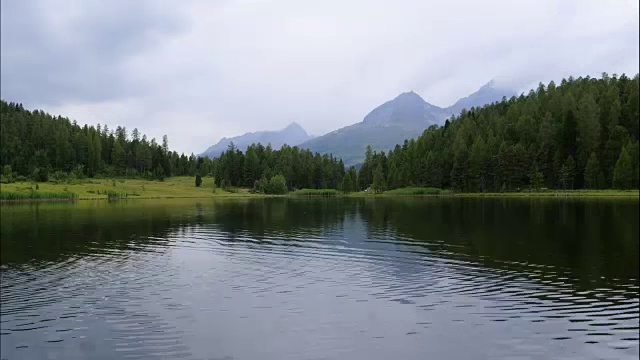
[299,80,515,166]
[199,122,314,158]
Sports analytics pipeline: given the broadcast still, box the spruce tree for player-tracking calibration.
[342,172,353,194]
[583,153,601,189]
[560,155,576,190]
[612,147,633,189]
[372,163,386,193]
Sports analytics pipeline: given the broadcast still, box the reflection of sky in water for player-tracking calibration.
[1,198,638,360]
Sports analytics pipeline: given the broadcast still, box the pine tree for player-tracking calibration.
[528,162,544,191]
[371,163,386,193]
[583,152,601,189]
[386,162,399,189]
[559,155,576,190]
[342,172,353,194]
[576,93,600,170]
[349,167,358,192]
[243,147,259,187]
[469,136,487,192]
[612,146,633,189]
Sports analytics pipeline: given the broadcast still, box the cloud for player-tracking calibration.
[2,0,638,154]
[0,0,187,105]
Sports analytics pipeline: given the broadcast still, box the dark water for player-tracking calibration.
[1,198,638,360]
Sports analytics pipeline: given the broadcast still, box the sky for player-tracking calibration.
[1,0,639,155]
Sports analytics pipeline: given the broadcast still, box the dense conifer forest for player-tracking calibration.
[0,100,202,182]
[0,100,347,191]
[358,73,639,192]
[1,73,638,192]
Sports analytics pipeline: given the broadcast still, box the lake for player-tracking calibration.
[1,197,638,360]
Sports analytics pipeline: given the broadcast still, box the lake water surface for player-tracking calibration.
[1,198,638,360]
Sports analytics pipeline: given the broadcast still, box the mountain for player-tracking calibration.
[446,80,512,117]
[299,80,516,166]
[360,91,448,128]
[199,122,314,158]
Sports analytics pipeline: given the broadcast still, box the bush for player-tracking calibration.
[154,166,165,181]
[49,171,69,183]
[31,167,49,182]
[266,174,288,194]
[290,189,338,196]
[3,165,12,177]
[66,172,77,183]
[195,174,202,187]
[125,168,139,178]
[72,165,86,179]
[384,187,451,195]
[252,176,268,193]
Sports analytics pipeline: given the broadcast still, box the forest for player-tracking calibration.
[0,100,348,192]
[1,73,638,193]
[0,100,204,182]
[358,73,639,192]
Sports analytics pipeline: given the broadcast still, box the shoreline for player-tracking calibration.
[2,191,637,203]
[1,177,637,203]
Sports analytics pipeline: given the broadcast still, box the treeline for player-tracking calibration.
[358,73,639,192]
[0,100,348,191]
[214,143,349,191]
[2,72,638,193]
[0,100,208,181]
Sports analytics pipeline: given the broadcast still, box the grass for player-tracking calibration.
[384,187,452,195]
[1,178,637,201]
[0,191,78,201]
[346,187,638,198]
[452,189,639,198]
[0,177,258,201]
[289,189,340,196]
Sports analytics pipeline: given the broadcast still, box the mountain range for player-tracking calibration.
[199,122,314,158]
[299,80,515,165]
[199,80,516,165]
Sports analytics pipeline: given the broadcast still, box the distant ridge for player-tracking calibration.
[199,122,314,158]
[298,80,516,165]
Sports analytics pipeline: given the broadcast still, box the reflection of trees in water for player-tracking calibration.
[357,197,639,289]
[203,198,353,238]
[2,198,637,291]
[1,202,188,267]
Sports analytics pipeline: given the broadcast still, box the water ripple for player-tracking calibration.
[1,199,638,360]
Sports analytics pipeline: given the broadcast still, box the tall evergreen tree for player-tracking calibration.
[559,155,576,190]
[583,152,601,189]
[612,146,633,189]
[342,172,353,194]
[371,163,386,193]
[528,162,544,191]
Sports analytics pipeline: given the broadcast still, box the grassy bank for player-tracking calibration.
[451,189,639,198]
[1,179,637,202]
[0,191,78,201]
[384,187,452,195]
[346,188,638,198]
[289,189,340,197]
[0,176,260,201]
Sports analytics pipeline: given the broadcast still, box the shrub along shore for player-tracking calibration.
[1,177,637,202]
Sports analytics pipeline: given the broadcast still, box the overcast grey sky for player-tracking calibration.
[1,0,638,154]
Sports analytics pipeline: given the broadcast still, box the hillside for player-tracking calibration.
[355,73,640,192]
[300,81,514,165]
